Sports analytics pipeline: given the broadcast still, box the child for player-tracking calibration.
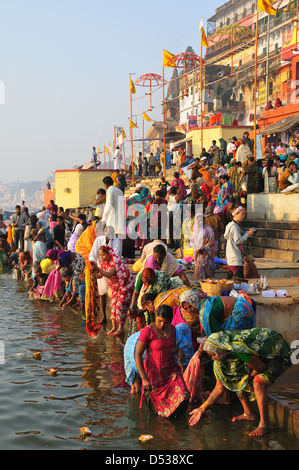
[29,265,48,299]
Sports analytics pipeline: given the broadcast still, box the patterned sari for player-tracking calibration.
[205,328,292,400]
[85,261,102,338]
[199,296,255,337]
[143,253,182,278]
[124,324,193,387]
[191,220,215,281]
[138,325,189,417]
[99,246,134,326]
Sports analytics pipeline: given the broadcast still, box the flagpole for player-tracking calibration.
[200,43,203,153]
[104,149,106,170]
[162,65,166,179]
[130,83,135,187]
[296,0,299,51]
[231,30,234,77]
[254,8,259,159]
[142,118,145,177]
[122,140,126,171]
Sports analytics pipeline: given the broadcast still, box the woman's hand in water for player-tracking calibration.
[189,407,204,427]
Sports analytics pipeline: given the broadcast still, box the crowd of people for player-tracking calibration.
[0,134,294,438]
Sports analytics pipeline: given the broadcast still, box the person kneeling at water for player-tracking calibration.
[135,304,190,418]
[125,294,193,394]
[189,328,292,436]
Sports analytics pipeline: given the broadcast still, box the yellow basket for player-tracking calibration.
[200,280,234,296]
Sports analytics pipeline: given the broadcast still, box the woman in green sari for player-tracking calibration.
[189,328,292,436]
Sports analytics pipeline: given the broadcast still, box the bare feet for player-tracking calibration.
[250,425,268,437]
[107,328,117,335]
[130,378,141,394]
[232,413,256,422]
[110,329,124,336]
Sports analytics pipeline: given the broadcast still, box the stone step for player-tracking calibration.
[250,247,299,263]
[247,236,299,251]
[244,228,299,240]
[243,219,299,230]
[220,242,299,263]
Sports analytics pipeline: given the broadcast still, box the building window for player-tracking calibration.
[226,17,230,25]
[269,81,273,96]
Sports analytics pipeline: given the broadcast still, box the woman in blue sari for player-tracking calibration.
[180,289,255,404]
[216,174,234,209]
[37,220,52,249]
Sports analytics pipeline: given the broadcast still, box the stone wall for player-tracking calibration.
[247,193,299,222]
[55,169,115,209]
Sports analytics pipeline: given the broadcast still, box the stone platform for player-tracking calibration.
[247,193,299,222]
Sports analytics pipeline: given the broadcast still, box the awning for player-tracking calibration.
[171,137,192,149]
[262,114,299,135]
[165,131,186,142]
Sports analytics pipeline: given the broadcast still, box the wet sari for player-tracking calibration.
[138,325,189,417]
[124,324,193,387]
[206,328,292,400]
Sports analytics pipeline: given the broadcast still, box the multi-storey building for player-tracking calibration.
[205,0,299,136]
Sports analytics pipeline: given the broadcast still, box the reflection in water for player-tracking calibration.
[0,274,298,450]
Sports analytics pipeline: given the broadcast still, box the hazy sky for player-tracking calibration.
[0,0,224,183]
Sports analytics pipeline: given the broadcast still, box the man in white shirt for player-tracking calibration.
[227,139,236,159]
[89,225,122,262]
[102,176,125,237]
[92,147,98,169]
[36,206,51,228]
[113,146,121,170]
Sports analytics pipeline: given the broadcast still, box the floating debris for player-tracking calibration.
[139,434,153,442]
[79,427,92,437]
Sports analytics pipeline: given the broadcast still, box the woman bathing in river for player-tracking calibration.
[189,328,292,436]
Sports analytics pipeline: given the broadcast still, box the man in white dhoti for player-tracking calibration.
[113,146,121,170]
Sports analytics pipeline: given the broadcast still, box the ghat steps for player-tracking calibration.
[221,219,299,264]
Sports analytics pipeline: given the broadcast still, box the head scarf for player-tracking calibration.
[203,332,230,354]
[179,289,205,311]
[58,250,72,267]
[46,249,64,261]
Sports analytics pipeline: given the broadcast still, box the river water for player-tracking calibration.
[0,273,299,452]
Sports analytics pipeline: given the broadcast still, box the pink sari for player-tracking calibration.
[42,269,63,301]
[139,325,189,417]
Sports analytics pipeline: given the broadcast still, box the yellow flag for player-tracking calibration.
[143,112,153,123]
[257,0,276,15]
[97,147,102,154]
[163,49,175,67]
[130,76,136,94]
[122,127,127,139]
[201,26,209,48]
[129,119,138,128]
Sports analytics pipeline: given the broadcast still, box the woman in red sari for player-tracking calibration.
[135,304,189,418]
[97,245,134,336]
